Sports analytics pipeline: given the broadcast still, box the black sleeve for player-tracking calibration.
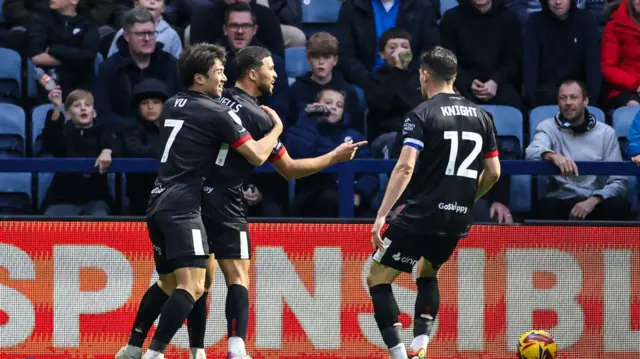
[336,2,374,88]
[400,110,427,151]
[27,16,49,58]
[47,23,100,68]
[218,110,254,149]
[491,12,522,86]
[41,110,66,156]
[483,113,499,158]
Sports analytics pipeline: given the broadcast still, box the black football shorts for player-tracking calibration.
[372,224,461,273]
[203,219,251,260]
[146,210,209,274]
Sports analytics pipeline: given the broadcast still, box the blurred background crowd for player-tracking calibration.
[0,0,639,222]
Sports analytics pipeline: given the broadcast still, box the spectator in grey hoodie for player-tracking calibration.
[526,80,631,220]
[107,0,182,58]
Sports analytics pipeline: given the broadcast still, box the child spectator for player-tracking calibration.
[122,78,168,215]
[288,32,362,130]
[41,86,116,216]
[107,0,182,58]
[365,28,423,155]
[28,0,100,98]
[286,88,379,217]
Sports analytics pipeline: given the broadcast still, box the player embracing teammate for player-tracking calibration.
[116,43,365,359]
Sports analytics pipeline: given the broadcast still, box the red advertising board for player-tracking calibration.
[1,221,639,359]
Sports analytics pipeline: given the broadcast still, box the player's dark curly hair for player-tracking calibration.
[420,46,457,82]
[233,46,272,80]
[177,43,227,88]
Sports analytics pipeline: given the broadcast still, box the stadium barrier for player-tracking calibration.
[1,220,639,359]
[1,158,640,217]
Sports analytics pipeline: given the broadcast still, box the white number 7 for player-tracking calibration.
[160,119,184,163]
[443,131,483,179]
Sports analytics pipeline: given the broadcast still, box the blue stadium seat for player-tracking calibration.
[529,105,605,141]
[285,47,311,79]
[27,61,38,98]
[480,105,531,213]
[0,48,22,102]
[31,104,55,156]
[611,105,640,212]
[0,103,26,157]
[612,105,640,142]
[0,173,32,214]
[301,0,341,23]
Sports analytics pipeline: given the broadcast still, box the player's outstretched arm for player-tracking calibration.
[475,156,501,201]
[377,146,419,218]
[235,107,284,166]
[271,140,367,180]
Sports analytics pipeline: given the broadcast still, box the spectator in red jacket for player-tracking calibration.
[602,0,640,109]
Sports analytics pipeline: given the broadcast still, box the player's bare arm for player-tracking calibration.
[371,146,419,251]
[271,140,367,180]
[234,106,284,166]
[475,156,501,201]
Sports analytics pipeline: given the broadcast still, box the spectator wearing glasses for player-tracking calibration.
[107,0,182,59]
[190,0,285,57]
[94,8,181,132]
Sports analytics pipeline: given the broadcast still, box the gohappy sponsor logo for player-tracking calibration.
[392,252,418,266]
[438,202,468,214]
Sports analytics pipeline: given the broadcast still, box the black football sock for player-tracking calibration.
[414,277,440,338]
[188,291,209,349]
[369,284,402,349]
[149,289,195,353]
[226,284,249,340]
[128,283,169,347]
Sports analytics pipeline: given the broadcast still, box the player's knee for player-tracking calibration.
[157,274,177,295]
[204,269,215,290]
[418,259,439,278]
[367,270,388,288]
[220,260,250,287]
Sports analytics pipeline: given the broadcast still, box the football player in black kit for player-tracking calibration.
[367,47,501,359]
[200,46,366,359]
[115,43,283,359]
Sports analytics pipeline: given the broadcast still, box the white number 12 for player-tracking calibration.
[443,131,483,179]
[160,119,184,163]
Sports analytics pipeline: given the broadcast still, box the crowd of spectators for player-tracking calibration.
[0,0,638,221]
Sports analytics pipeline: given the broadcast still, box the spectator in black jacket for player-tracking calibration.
[265,0,306,48]
[289,32,362,130]
[94,8,181,131]
[27,0,99,98]
[440,0,523,110]
[190,0,285,57]
[41,86,115,216]
[336,0,439,89]
[219,3,290,120]
[365,28,423,154]
[122,78,168,214]
[523,0,601,108]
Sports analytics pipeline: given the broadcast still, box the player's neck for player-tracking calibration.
[426,84,455,99]
[235,81,261,98]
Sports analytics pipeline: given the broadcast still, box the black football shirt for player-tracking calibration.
[202,87,286,224]
[147,91,252,215]
[392,93,499,237]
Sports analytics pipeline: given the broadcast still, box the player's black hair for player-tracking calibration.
[419,46,457,82]
[178,43,227,88]
[378,28,412,52]
[224,2,256,25]
[233,46,272,80]
[559,79,589,99]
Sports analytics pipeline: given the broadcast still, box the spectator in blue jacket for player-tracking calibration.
[219,3,290,120]
[286,88,379,217]
[94,8,181,132]
[628,110,640,165]
[523,0,601,108]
